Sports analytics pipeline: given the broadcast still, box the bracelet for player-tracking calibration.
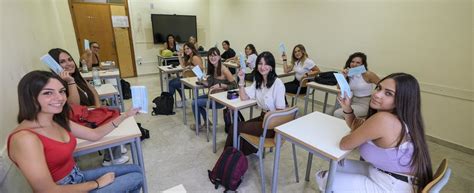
[282,59,287,62]
[112,121,118,128]
[68,82,76,85]
[94,180,100,189]
[343,109,354,114]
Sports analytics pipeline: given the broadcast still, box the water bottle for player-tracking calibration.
[81,59,88,73]
[92,67,101,86]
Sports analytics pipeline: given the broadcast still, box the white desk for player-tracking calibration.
[180,77,205,135]
[271,111,351,193]
[223,61,239,69]
[81,69,123,110]
[276,68,295,78]
[74,117,148,193]
[157,54,179,66]
[95,83,121,111]
[208,90,257,153]
[304,82,339,115]
[158,66,183,92]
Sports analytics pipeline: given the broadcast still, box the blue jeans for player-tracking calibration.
[168,77,183,98]
[191,94,224,125]
[57,165,143,193]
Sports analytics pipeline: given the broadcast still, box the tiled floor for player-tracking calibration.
[77,74,473,193]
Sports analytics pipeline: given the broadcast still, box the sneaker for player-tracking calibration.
[189,124,206,131]
[102,155,130,166]
[315,170,327,192]
[176,100,185,108]
[121,145,128,154]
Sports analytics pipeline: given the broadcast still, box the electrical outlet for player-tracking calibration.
[137,57,143,65]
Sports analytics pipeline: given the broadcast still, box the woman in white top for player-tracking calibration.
[244,44,258,81]
[224,51,286,155]
[334,52,380,118]
[282,44,320,98]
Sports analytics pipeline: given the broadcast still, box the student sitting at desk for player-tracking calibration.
[221,40,237,74]
[334,52,380,119]
[7,71,143,193]
[161,34,178,53]
[80,41,101,70]
[282,44,320,100]
[168,42,205,108]
[188,35,204,51]
[224,52,286,155]
[244,44,258,81]
[190,47,237,130]
[49,48,129,166]
[316,73,433,193]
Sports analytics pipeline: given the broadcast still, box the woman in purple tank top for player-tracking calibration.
[316,73,433,193]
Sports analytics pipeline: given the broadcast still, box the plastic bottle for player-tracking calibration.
[92,67,101,86]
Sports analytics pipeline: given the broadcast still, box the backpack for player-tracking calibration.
[223,108,245,134]
[121,79,132,100]
[137,123,150,141]
[151,92,175,115]
[208,147,248,192]
[314,71,338,85]
[69,104,120,128]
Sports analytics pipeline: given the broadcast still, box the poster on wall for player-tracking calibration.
[112,16,129,28]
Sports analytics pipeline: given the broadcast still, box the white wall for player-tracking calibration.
[0,0,79,191]
[129,0,210,75]
[208,0,473,149]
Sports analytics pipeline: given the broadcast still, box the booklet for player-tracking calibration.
[347,65,367,77]
[40,54,63,74]
[84,39,90,50]
[333,73,352,99]
[192,65,205,80]
[239,52,246,70]
[279,42,286,55]
[131,86,148,113]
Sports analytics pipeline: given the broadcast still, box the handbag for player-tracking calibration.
[69,103,120,128]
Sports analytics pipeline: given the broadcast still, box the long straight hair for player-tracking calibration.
[367,73,433,191]
[48,48,95,106]
[17,71,71,131]
[253,52,277,89]
[183,42,200,66]
[207,47,222,77]
[166,34,177,51]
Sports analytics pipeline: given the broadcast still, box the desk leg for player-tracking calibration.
[181,82,187,124]
[159,70,163,92]
[193,88,199,136]
[250,106,253,119]
[304,87,310,115]
[325,160,337,193]
[271,134,282,193]
[135,138,148,193]
[232,109,238,148]
[212,100,217,153]
[116,77,125,112]
[323,92,329,113]
[305,152,313,181]
[312,90,315,112]
[130,142,138,164]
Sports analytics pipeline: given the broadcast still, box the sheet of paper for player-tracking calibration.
[84,39,90,50]
[176,43,180,51]
[131,86,148,113]
[279,42,286,55]
[334,73,352,98]
[162,184,187,193]
[40,54,63,74]
[192,65,204,79]
[347,65,367,77]
[239,52,246,70]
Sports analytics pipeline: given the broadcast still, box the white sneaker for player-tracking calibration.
[176,100,185,108]
[121,145,128,154]
[102,155,130,166]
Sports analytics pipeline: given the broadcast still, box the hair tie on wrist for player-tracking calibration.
[94,180,100,189]
[68,82,76,85]
[343,110,354,114]
[112,121,118,128]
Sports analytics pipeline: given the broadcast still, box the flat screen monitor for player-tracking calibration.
[151,14,197,44]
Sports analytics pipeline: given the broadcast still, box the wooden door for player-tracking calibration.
[71,3,117,66]
[110,5,136,78]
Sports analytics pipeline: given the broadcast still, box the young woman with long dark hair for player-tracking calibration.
[316,73,433,193]
[224,51,286,155]
[8,71,143,192]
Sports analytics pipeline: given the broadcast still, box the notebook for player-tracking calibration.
[334,73,352,98]
[347,65,367,77]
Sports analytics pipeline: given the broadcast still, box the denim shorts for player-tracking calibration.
[56,165,85,185]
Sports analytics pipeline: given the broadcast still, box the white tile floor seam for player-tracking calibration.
[75,74,474,193]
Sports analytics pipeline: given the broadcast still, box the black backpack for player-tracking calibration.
[208,147,248,192]
[151,92,175,115]
[223,108,245,134]
[314,71,338,85]
[120,79,132,99]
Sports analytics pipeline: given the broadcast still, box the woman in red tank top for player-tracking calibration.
[8,71,143,192]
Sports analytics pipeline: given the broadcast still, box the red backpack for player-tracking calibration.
[208,147,248,192]
[69,104,120,128]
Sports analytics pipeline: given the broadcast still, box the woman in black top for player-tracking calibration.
[221,40,236,73]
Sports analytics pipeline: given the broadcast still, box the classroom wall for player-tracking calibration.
[208,0,473,150]
[0,0,79,191]
[128,0,210,75]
